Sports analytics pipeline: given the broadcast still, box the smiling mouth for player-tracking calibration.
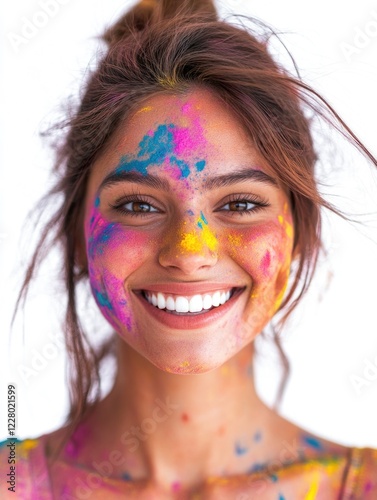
[140,287,244,315]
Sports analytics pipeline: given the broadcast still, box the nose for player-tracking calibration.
[158,219,219,276]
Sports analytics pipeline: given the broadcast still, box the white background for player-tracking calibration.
[1,0,377,447]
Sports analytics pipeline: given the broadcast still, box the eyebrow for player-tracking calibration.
[98,167,278,194]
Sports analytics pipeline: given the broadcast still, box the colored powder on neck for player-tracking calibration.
[171,482,181,492]
[235,442,249,456]
[304,475,319,500]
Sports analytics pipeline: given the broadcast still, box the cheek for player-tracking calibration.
[85,206,151,332]
[224,220,293,308]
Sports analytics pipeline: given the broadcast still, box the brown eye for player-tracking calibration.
[122,201,158,213]
[228,201,250,211]
[221,200,257,212]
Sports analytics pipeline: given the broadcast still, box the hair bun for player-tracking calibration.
[102,0,217,47]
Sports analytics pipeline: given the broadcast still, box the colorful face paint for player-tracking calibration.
[86,197,134,332]
[179,212,218,255]
[84,89,295,373]
[115,122,207,181]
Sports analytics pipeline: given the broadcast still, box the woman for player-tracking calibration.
[1,0,376,498]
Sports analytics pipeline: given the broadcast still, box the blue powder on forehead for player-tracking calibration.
[196,160,206,171]
[115,124,202,180]
[138,124,175,163]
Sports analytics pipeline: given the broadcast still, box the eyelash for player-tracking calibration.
[216,194,270,216]
[110,193,159,218]
[110,193,270,217]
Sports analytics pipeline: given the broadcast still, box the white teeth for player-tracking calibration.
[189,295,202,313]
[166,296,175,311]
[175,297,189,313]
[203,294,213,310]
[212,291,221,307]
[144,288,235,314]
[157,293,166,309]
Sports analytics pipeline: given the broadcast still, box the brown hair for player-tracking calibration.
[15,0,377,441]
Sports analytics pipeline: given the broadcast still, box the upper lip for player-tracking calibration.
[134,283,245,295]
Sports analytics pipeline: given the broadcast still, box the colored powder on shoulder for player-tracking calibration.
[302,435,323,450]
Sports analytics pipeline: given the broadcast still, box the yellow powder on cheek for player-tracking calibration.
[180,360,190,368]
[278,215,294,240]
[272,266,290,312]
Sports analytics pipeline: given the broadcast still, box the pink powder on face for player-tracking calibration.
[163,157,184,180]
[171,127,200,156]
[260,250,271,276]
[181,102,191,114]
[171,101,207,158]
[86,201,134,332]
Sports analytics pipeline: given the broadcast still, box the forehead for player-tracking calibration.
[87,88,277,193]
[118,88,250,152]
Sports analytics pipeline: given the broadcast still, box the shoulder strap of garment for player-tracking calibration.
[340,447,377,499]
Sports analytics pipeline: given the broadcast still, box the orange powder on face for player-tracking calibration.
[227,234,243,247]
[272,266,290,313]
[278,215,294,240]
[136,106,153,114]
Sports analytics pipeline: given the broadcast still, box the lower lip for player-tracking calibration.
[133,289,245,330]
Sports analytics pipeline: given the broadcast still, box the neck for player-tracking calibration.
[76,340,278,489]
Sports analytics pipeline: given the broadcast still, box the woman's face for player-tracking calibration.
[83,89,294,373]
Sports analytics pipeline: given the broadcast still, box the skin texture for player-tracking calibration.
[46,89,351,498]
[83,89,293,374]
